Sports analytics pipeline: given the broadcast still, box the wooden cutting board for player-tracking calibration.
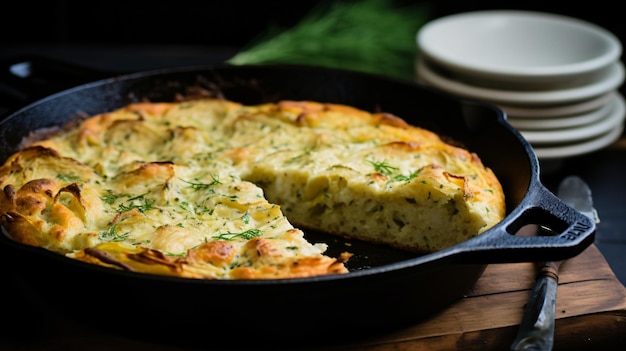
[2,244,625,351]
[336,243,626,351]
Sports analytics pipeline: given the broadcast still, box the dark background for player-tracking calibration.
[2,0,624,101]
[2,1,624,60]
[1,1,623,47]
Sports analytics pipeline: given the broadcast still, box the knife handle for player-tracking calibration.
[510,264,559,351]
[538,260,563,280]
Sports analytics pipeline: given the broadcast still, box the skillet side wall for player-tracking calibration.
[2,237,487,347]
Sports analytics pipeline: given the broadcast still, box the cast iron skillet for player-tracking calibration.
[0,59,595,348]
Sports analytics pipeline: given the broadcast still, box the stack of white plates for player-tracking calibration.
[415,10,624,163]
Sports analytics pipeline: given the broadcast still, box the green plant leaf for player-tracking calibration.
[228,0,431,81]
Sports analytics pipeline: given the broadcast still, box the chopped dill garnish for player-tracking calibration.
[368,159,398,175]
[242,211,250,224]
[56,174,81,182]
[101,190,126,205]
[212,229,262,241]
[99,223,129,242]
[180,175,222,190]
[394,171,418,182]
[117,193,154,213]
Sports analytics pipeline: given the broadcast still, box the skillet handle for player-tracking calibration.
[456,182,596,263]
[0,55,115,117]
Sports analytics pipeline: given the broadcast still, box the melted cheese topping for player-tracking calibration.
[0,99,505,279]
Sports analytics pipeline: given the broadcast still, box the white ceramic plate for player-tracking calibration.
[519,92,625,144]
[497,92,614,118]
[417,10,622,85]
[415,58,625,105]
[507,94,617,130]
[441,63,616,91]
[533,123,624,159]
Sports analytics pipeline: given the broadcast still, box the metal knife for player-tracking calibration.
[510,175,599,351]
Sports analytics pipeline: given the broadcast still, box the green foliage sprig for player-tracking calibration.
[228,0,430,81]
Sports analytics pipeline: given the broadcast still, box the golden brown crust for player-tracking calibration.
[0,98,505,279]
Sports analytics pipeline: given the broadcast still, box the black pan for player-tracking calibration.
[0,59,595,349]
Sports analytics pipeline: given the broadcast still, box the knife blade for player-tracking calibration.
[556,175,600,224]
[510,175,599,351]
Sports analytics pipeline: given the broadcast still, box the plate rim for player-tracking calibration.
[416,57,625,105]
[520,92,625,143]
[497,91,615,118]
[416,10,622,80]
[533,123,624,159]
[507,93,617,130]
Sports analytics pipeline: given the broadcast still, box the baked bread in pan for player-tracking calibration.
[0,99,505,279]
